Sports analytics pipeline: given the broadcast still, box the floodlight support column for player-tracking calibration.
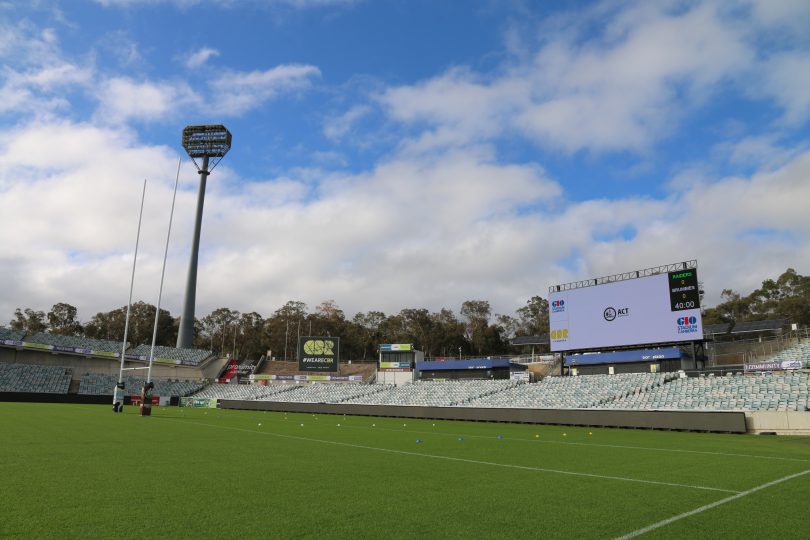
[177,156,209,349]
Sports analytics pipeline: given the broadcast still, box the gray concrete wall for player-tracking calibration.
[219,400,747,433]
[746,411,810,435]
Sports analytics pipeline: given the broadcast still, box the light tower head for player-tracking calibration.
[182,124,232,172]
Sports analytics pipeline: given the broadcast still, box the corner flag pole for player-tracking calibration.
[146,160,181,384]
[114,178,147,410]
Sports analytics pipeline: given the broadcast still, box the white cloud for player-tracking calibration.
[376,1,810,155]
[93,0,359,8]
[2,116,808,323]
[323,105,371,140]
[184,47,219,69]
[758,53,810,125]
[93,77,201,124]
[0,21,94,117]
[208,64,320,116]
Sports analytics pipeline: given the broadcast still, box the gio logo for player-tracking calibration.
[676,316,699,334]
[551,299,566,313]
[550,328,569,340]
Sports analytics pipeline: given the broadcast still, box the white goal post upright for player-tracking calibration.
[114,179,147,413]
[146,160,182,388]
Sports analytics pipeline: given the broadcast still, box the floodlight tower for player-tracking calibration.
[176,124,232,349]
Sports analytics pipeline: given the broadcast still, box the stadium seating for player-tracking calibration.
[78,372,205,397]
[467,373,674,409]
[24,332,121,354]
[605,371,810,412]
[260,383,392,404]
[192,383,300,401]
[343,380,522,407]
[0,326,26,341]
[766,342,810,366]
[0,363,72,393]
[127,344,213,366]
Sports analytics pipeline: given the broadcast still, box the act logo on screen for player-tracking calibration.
[676,316,699,334]
[603,307,629,321]
[550,328,569,340]
[551,299,566,313]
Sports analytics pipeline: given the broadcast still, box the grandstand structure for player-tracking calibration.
[0,326,227,401]
[2,323,808,432]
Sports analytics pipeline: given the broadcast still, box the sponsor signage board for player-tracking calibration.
[250,373,363,382]
[298,337,340,372]
[745,360,803,372]
[380,343,413,352]
[379,361,412,369]
[180,397,217,408]
[549,269,703,352]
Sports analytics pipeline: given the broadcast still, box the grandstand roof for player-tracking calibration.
[564,347,684,366]
[416,358,514,371]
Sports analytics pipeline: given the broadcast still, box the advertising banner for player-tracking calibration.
[745,360,803,372]
[298,337,340,372]
[380,343,413,352]
[379,361,412,369]
[179,397,217,408]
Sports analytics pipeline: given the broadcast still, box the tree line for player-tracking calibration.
[8,268,808,361]
[701,268,810,328]
[7,297,550,361]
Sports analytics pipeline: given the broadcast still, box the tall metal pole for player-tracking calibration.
[148,161,182,383]
[176,155,209,348]
[114,178,147,411]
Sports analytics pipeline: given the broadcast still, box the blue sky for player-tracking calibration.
[1,0,809,323]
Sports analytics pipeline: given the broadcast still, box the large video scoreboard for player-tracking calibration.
[549,266,702,352]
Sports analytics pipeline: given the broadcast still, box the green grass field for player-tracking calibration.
[1,403,808,539]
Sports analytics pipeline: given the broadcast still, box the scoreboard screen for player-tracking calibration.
[549,268,703,352]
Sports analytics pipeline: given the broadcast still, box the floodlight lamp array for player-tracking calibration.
[548,260,697,293]
[182,124,232,171]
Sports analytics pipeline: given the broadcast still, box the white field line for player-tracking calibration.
[336,424,810,463]
[188,410,810,462]
[615,469,810,540]
[168,418,739,494]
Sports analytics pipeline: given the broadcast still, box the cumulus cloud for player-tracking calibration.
[93,77,201,124]
[1,0,809,327]
[208,64,321,116]
[377,1,810,154]
[184,47,219,69]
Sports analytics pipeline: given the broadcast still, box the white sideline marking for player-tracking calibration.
[615,469,810,540]
[170,418,738,494]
